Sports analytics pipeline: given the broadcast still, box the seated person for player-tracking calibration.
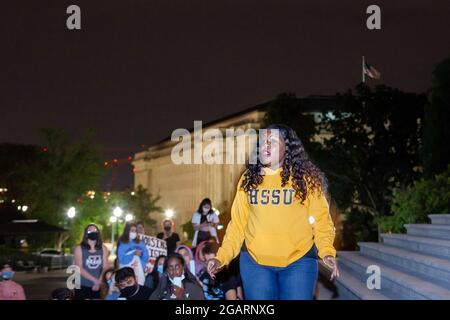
[150,253,204,300]
[115,267,152,300]
[51,288,74,300]
[101,268,120,300]
[198,242,239,300]
[0,264,26,300]
[144,255,166,292]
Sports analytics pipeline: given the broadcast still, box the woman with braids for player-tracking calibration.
[207,124,339,300]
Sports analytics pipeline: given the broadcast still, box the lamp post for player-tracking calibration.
[110,206,123,256]
[110,215,117,256]
[64,207,76,262]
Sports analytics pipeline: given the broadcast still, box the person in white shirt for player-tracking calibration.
[191,198,220,247]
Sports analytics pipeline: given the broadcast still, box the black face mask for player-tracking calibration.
[87,232,99,241]
[120,285,138,298]
[164,226,171,232]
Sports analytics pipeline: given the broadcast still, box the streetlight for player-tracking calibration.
[113,206,123,218]
[64,207,76,259]
[165,209,174,218]
[110,206,123,257]
[67,207,76,219]
[125,213,134,222]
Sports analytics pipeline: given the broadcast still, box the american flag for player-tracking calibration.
[363,61,381,80]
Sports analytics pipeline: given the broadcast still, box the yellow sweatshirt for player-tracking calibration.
[216,167,336,268]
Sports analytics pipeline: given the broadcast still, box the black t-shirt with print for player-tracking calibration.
[199,268,237,300]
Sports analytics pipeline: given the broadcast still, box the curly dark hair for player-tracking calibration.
[241,124,328,204]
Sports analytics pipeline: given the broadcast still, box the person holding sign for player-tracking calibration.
[117,222,149,286]
[207,124,339,300]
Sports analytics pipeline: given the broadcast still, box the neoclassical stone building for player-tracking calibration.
[133,97,342,246]
[133,103,266,240]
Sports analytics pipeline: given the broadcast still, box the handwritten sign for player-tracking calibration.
[140,234,167,273]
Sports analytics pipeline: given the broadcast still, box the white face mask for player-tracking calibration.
[129,232,137,240]
[170,274,185,288]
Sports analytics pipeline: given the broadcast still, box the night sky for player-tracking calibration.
[1,1,449,188]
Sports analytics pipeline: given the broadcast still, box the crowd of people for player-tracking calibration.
[63,196,242,300]
[1,125,338,301]
[0,197,242,301]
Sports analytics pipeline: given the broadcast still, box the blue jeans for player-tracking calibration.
[239,246,318,300]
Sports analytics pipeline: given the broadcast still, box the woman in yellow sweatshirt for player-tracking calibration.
[207,124,339,300]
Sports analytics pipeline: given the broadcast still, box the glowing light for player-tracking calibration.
[22,205,28,212]
[113,206,123,217]
[165,209,174,218]
[67,207,76,219]
[125,213,133,222]
[110,216,117,223]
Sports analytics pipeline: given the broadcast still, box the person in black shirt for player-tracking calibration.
[157,218,180,255]
[115,267,152,300]
[198,242,239,300]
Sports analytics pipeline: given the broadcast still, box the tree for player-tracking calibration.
[422,57,450,176]
[121,185,162,229]
[265,85,427,247]
[11,128,106,249]
[318,84,426,245]
[264,93,319,146]
[378,165,450,233]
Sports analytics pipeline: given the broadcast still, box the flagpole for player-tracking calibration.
[362,55,365,83]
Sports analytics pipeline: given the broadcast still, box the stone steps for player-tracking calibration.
[428,214,450,225]
[405,224,450,240]
[358,242,450,288]
[320,260,391,300]
[337,251,450,300]
[381,233,450,259]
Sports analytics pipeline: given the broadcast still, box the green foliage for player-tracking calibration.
[17,128,105,226]
[121,185,162,227]
[264,85,427,247]
[378,166,450,233]
[181,219,195,241]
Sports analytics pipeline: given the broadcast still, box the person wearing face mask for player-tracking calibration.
[117,222,149,286]
[191,198,220,248]
[115,267,152,300]
[101,269,120,300]
[74,224,109,300]
[149,253,204,300]
[0,264,26,300]
[156,219,180,255]
[144,255,166,293]
[136,221,146,236]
